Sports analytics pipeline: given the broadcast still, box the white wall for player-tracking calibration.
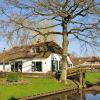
[42,53,61,72]
[22,59,32,73]
[0,53,74,73]
[0,65,3,72]
[67,56,74,68]
[22,53,62,73]
[5,64,11,72]
[42,56,51,73]
[0,64,11,72]
[0,59,32,73]
[22,59,47,73]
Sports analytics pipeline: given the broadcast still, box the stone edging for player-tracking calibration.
[18,88,78,100]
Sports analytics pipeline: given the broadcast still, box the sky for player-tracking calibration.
[0,26,100,57]
[0,23,88,56]
[1,34,100,57]
[0,0,100,57]
[0,34,79,56]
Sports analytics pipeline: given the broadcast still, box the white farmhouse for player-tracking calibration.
[0,41,73,73]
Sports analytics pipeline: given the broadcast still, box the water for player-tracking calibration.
[36,90,100,100]
[86,93,100,100]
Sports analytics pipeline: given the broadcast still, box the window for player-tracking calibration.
[59,61,61,70]
[32,61,42,72]
[11,63,14,72]
[32,47,40,53]
[32,62,35,71]
[36,47,40,53]
[32,47,36,53]
[51,60,58,72]
[18,62,22,72]
[11,61,22,72]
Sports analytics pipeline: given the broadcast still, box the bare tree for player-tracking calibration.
[0,13,34,47]
[32,19,56,44]
[0,11,56,47]
[0,0,100,83]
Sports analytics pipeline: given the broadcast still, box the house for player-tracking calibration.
[0,41,73,73]
[71,56,100,69]
[80,56,100,68]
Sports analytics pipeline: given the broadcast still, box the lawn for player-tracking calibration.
[0,77,66,100]
[85,72,100,84]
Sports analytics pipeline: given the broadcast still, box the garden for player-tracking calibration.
[0,72,100,100]
[0,72,75,100]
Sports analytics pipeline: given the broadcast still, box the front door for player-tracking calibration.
[51,60,58,72]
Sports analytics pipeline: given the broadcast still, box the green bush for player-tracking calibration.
[55,71,61,81]
[8,96,17,100]
[7,72,19,82]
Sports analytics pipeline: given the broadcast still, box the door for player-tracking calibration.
[51,60,58,72]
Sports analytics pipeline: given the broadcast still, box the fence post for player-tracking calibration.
[79,67,83,89]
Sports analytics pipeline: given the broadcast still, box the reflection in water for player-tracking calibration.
[36,90,100,100]
[79,89,86,100]
[85,93,100,100]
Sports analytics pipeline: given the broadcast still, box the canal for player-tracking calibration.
[36,90,100,100]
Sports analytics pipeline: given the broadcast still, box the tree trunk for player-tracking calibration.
[60,18,68,84]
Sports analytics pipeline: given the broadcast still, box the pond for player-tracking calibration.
[36,89,100,100]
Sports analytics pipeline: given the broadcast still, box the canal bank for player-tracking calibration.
[0,72,99,100]
[87,86,100,92]
[18,85,100,100]
[35,89,100,100]
[18,87,100,100]
[18,79,78,100]
[19,73,100,100]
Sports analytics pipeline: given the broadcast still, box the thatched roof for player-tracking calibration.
[0,41,62,63]
[71,56,100,66]
[70,57,87,65]
[87,56,100,62]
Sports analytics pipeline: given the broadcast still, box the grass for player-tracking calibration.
[85,72,100,84]
[0,77,67,100]
[1,72,99,99]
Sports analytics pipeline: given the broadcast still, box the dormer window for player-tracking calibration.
[32,47,36,53]
[32,47,40,53]
[36,47,40,53]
